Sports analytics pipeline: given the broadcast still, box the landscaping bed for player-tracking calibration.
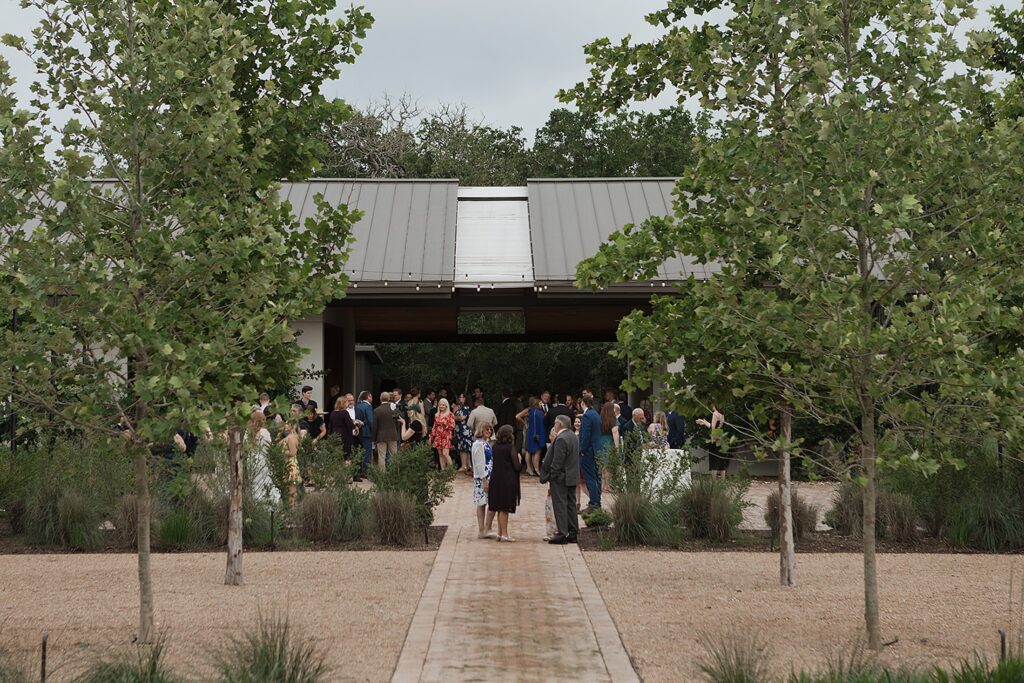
[576,525,1022,554]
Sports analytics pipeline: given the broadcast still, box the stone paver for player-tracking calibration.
[392,475,639,683]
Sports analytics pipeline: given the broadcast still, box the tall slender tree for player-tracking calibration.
[1,0,364,641]
[568,0,1024,648]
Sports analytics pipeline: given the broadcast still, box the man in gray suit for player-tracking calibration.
[371,391,399,470]
[540,414,579,544]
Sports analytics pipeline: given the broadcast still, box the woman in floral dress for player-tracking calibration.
[454,393,474,475]
[471,423,496,539]
[429,398,456,469]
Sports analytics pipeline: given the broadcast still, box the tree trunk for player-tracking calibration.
[224,426,244,586]
[861,408,881,649]
[134,446,154,642]
[778,405,796,587]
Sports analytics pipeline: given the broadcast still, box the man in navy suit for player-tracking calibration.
[667,410,687,449]
[354,391,374,479]
[578,395,604,510]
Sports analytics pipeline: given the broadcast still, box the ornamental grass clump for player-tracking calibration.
[370,490,417,546]
[215,613,327,683]
[677,476,746,542]
[611,491,678,546]
[698,631,772,683]
[297,491,338,544]
[764,488,820,541]
[73,638,180,683]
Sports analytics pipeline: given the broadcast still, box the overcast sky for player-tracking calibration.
[1,0,1019,140]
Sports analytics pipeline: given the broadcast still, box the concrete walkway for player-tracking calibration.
[391,474,639,683]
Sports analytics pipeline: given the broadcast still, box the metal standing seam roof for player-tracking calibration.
[279,179,458,288]
[526,178,719,289]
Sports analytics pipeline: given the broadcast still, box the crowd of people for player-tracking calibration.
[246,384,727,542]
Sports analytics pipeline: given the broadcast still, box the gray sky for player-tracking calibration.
[1,0,1019,139]
[0,0,672,138]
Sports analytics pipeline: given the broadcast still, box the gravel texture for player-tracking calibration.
[741,480,838,531]
[0,550,434,681]
[586,551,1022,682]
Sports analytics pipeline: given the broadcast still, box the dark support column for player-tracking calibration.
[342,323,356,394]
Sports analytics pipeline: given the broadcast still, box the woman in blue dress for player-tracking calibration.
[454,393,474,475]
[471,422,496,538]
[516,397,547,477]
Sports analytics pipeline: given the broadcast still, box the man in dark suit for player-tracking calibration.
[371,391,399,469]
[496,388,519,429]
[666,410,687,449]
[540,415,579,544]
[577,395,604,510]
[354,391,374,478]
[544,397,574,435]
[620,408,647,436]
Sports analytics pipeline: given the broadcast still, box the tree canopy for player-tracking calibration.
[566,0,1024,648]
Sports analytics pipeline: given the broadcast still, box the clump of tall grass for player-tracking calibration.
[698,631,772,683]
[214,613,327,683]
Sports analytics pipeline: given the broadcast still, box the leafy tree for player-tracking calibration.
[1,0,363,641]
[988,4,1024,119]
[567,0,1024,649]
[531,107,704,178]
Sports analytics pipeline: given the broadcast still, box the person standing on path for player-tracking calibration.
[578,396,603,511]
[429,398,456,469]
[355,391,374,479]
[541,415,579,544]
[517,397,547,477]
[488,425,523,542]
[372,391,399,470]
[472,423,497,539]
[453,393,473,475]
[467,396,497,438]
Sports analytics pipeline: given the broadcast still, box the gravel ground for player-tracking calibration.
[0,551,434,681]
[587,552,1023,682]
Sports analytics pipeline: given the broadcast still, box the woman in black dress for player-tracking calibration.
[488,425,523,542]
[328,396,356,461]
[695,404,728,478]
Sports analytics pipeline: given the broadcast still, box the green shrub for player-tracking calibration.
[677,476,746,542]
[582,506,613,528]
[603,430,692,503]
[947,490,1024,552]
[334,486,370,542]
[370,490,417,546]
[698,632,772,683]
[764,488,820,541]
[298,491,338,543]
[214,613,327,683]
[611,491,678,546]
[368,443,454,527]
[72,640,179,683]
[158,508,192,548]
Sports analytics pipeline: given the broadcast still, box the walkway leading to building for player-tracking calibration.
[391,476,640,683]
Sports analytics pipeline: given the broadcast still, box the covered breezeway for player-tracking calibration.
[285,177,719,404]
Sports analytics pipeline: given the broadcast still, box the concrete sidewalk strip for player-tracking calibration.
[391,476,640,683]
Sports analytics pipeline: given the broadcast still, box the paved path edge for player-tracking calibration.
[389,524,459,682]
[569,545,642,683]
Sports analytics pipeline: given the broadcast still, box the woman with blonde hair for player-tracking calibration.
[648,411,669,449]
[278,419,301,505]
[429,398,456,469]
